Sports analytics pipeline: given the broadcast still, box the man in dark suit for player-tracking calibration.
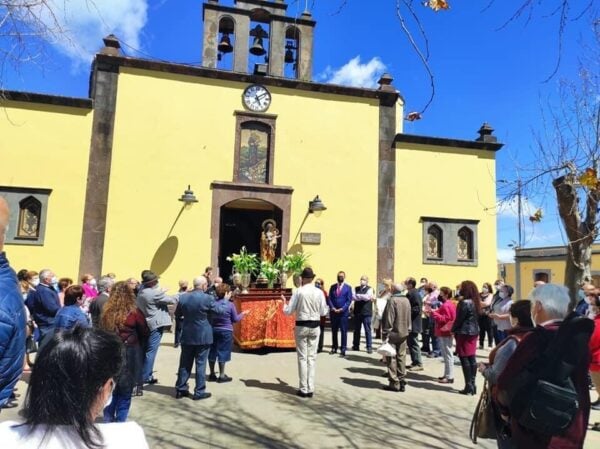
[405,277,423,371]
[174,276,229,400]
[327,271,353,357]
[26,268,60,342]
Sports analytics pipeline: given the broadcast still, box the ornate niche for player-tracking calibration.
[233,111,276,185]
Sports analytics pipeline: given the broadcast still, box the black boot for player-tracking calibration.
[458,357,473,395]
[469,356,478,396]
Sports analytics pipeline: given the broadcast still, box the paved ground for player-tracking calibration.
[3,331,600,448]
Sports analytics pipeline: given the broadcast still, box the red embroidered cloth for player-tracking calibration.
[233,288,296,349]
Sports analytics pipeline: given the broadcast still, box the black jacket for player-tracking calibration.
[452,299,479,336]
[406,288,422,333]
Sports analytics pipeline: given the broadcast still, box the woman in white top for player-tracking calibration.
[0,327,149,449]
[489,284,514,345]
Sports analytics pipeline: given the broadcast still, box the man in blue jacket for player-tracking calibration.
[0,197,26,410]
[328,271,353,357]
[26,268,60,342]
[174,276,229,400]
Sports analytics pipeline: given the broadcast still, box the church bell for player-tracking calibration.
[249,24,268,57]
[250,37,266,56]
[218,33,233,54]
[284,41,296,63]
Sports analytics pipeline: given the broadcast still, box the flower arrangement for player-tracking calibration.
[226,246,259,275]
[259,261,279,288]
[282,251,310,275]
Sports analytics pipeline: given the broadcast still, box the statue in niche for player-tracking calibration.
[260,219,280,263]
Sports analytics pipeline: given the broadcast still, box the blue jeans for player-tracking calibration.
[352,314,373,350]
[330,313,348,352]
[494,328,507,346]
[142,327,164,382]
[176,344,210,396]
[103,393,132,422]
[408,331,422,366]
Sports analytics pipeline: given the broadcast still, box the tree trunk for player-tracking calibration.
[552,175,597,310]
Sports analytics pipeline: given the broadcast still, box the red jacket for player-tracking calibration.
[496,322,589,449]
[431,300,456,337]
[590,315,600,372]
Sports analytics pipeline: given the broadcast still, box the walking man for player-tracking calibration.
[405,277,423,371]
[352,275,375,353]
[282,268,328,398]
[328,271,353,356]
[174,276,229,400]
[0,197,26,410]
[381,283,411,392]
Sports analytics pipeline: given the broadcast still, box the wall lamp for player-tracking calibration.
[308,195,327,216]
[179,185,198,207]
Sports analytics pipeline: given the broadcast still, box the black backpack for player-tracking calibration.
[501,312,594,436]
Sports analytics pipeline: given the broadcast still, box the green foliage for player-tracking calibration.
[226,246,259,275]
[281,252,310,275]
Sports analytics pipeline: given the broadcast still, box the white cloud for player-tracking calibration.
[37,0,148,68]
[318,56,387,88]
[496,196,539,219]
[497,248,515,263]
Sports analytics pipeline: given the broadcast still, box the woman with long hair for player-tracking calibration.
[451,280,481,395]
[0,327,149,448]
[100,281,149,421]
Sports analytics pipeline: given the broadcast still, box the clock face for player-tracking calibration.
[242,84,271,112]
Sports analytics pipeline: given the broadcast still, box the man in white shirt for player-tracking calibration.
[282,267,328,398]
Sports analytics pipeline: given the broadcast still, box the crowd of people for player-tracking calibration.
[1,196,600,448]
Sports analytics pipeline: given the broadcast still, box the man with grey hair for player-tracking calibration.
[89,276,115,327]
[0,197,26,410]
[25,268,60,341]
[174,275,229,400]
[381,282,412,392]
[496,284,591,448]
[352,275,375,353]
[137,270,178,385]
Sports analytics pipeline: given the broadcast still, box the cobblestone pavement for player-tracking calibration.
[3,331,600,449]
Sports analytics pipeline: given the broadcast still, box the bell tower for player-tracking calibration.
[202,0,315,81]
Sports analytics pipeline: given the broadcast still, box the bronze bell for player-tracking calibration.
[285,48,295,63]
[285,41,296,63]
[250,37,266,56]
[218,33,233,54]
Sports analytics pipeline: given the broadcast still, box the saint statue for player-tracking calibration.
[260,219,280,263]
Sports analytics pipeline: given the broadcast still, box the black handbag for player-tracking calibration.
[26,335,38,354]
[517,379,579,435]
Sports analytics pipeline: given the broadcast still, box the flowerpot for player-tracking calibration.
[293,274,302,288]
[279,272,287,287]
[241,273,251,294]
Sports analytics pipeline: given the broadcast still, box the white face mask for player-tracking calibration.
[89,279,97,287]
[482,287,489,294]
[31,277,40,287]
[360,280,367,286]
[499,291,508,299]
[51,276,58,285]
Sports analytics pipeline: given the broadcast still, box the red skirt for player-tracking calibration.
[455,334,478,357]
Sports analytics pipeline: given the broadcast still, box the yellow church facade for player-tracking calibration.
[0,0,502,290]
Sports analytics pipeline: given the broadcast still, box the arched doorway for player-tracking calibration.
[218,199,282,283]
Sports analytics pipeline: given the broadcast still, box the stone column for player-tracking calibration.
[78,41,121,278]
[377,74,399,283]
[297,12,314,81]
[233,14,250,73]
[269,19,285,77]
[202,8,219,68]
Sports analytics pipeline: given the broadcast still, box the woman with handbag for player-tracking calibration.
[476,300,534,448]
[430,286,456,384]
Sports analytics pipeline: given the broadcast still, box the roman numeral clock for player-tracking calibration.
[242,84,272,112]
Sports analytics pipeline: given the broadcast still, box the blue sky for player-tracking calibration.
[2,0,597,262]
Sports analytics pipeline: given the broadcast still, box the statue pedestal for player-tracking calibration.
[233,288,295,350]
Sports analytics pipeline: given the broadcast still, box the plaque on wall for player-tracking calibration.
[301,232,321,245]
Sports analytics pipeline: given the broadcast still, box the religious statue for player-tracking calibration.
[260,219,280,263]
